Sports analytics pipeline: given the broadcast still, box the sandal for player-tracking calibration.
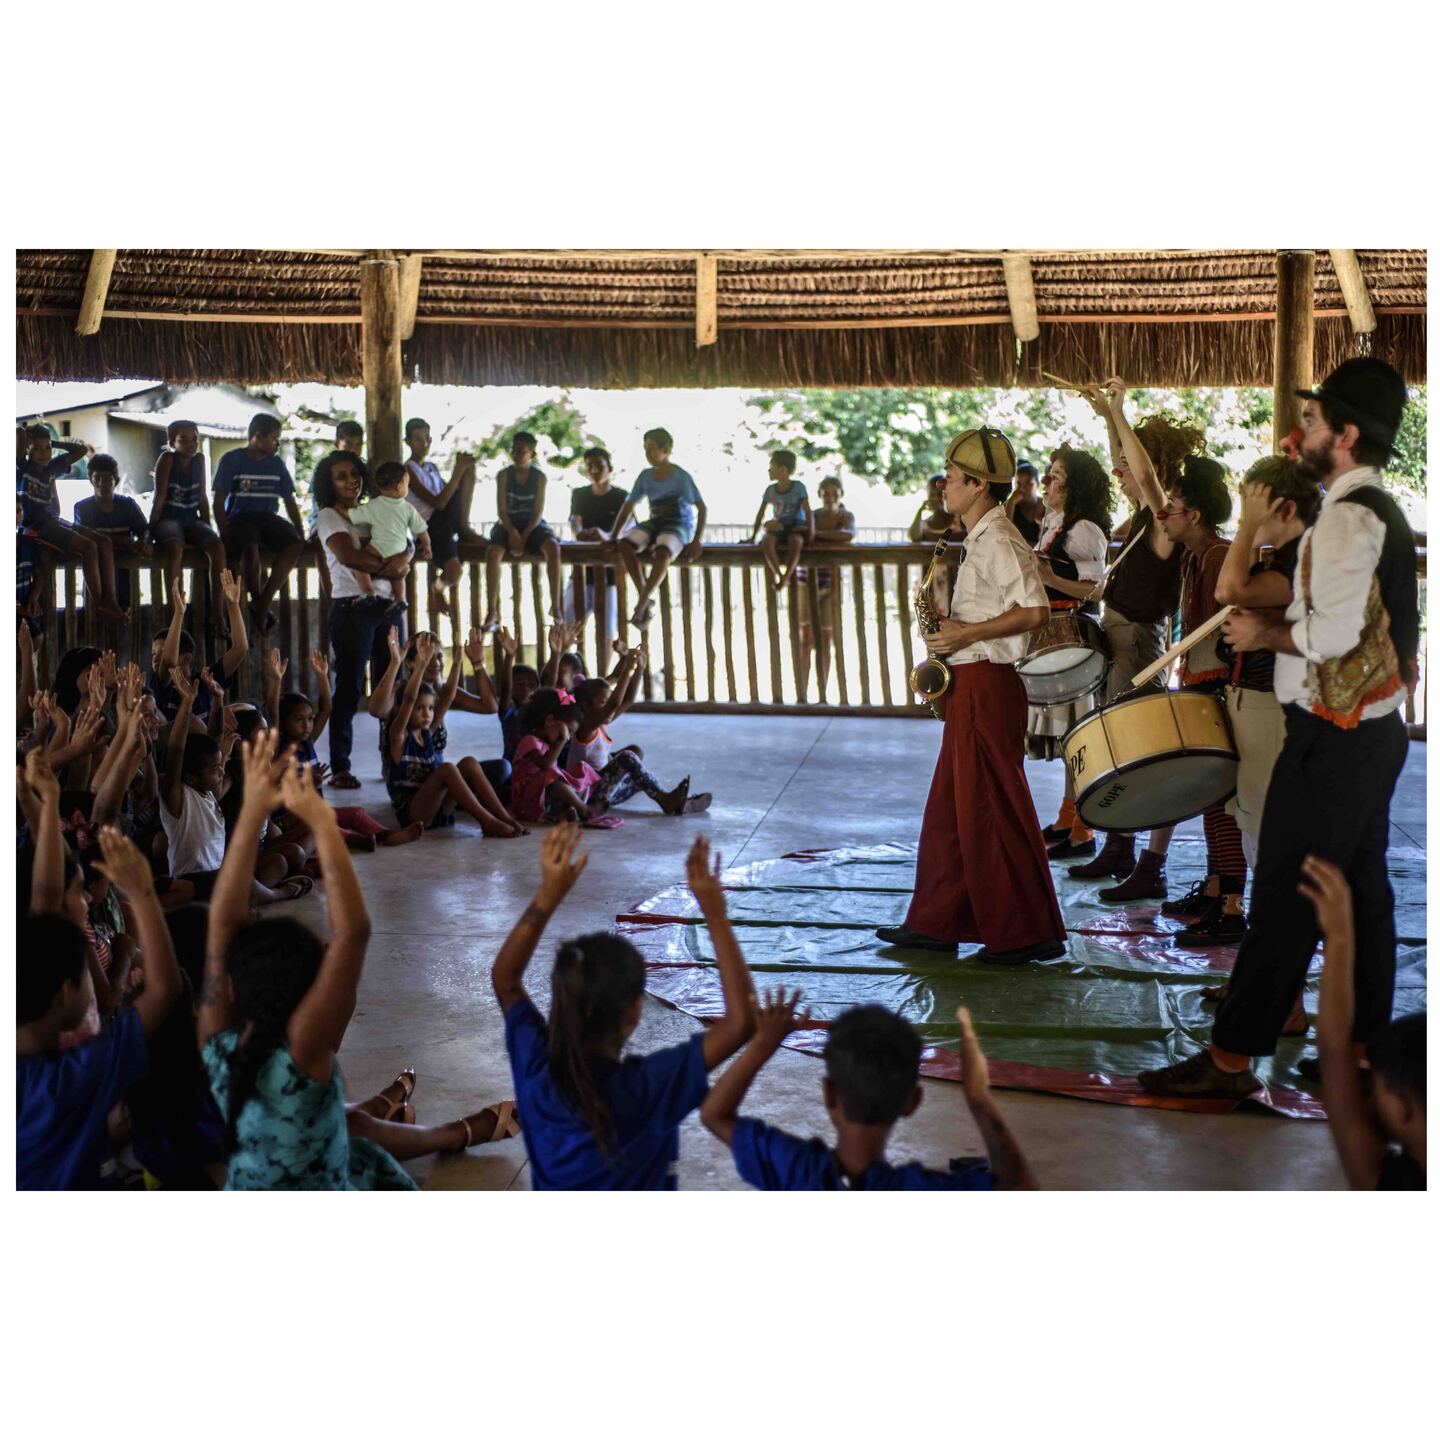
[452,1100,521,1150]
[275,875,314,901]
[373,1068,417,1121]
[329,771,362,790]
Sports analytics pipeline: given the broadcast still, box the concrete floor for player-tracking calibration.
[308,709,1427,1191]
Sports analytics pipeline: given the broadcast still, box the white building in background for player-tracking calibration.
[15,382,327,523]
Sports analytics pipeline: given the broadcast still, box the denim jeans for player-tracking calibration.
[328,596,405,775]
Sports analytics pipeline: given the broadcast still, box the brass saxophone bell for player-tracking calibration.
[909,657,952,719]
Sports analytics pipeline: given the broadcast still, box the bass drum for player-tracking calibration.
[1063,689,1238,831]
[1017,610,1110,707]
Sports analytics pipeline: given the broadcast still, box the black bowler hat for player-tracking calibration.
[1295,357,1407,453]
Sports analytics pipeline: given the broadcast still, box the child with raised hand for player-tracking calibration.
[17,826,183,1189]
[701,999,1034,1190]
[494,625,541,763]
[510,687,611,826]
[197,741,517,1189]
[386,632,524,836]
[1301,856,1426,1189]
[492,827,756,1189]
[148,572,250,731]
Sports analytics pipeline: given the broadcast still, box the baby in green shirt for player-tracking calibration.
[350,462,430,596]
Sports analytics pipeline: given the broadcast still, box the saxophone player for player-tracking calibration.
[877,428,1068,966]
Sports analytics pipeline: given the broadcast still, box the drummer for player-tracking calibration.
[1058,395,1191,883]
[1028,446,1112,860]
[1089,379,1247,949]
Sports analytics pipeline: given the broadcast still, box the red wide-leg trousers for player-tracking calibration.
[904,661,1066,950]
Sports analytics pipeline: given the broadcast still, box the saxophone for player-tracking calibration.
[909,536,952,718]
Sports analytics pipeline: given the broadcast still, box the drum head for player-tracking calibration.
[1020,648,1110,706]
[1076,751,1238,830]
[1019,643,1094,676]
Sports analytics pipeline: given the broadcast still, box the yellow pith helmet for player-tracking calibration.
[945,427,1016,484]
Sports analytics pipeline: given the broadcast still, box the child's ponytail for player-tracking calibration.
[546,933,646,1154]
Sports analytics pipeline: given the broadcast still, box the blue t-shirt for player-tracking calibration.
[75,495,148,541]
[19,455,72,525]
[499,704,521,762]
[16,1007,149,1190]
[629,465,702,544]
[159,450,207,515]
[214,449,294,517]
[763,480,809,525]
[730,1118,995,1191]
[504,996,708,1190]
[498,464,545,524]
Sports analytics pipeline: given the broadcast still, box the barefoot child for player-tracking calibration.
[569,653,712,815]
[149,420,228,643]
[702,999,1035,1190]
[17,828,183,1189]
[198,740,518,1189]
[795,476,856,696]
[386,633,524,836]
[484,431,564,628]
[74,453,152,614]
[1301,855,1426,1189]
[749,449,813,591]
[491,827,756,1188]
[510,688,610,825]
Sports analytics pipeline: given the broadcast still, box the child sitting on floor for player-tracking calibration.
[1302,855,1426,1189]
[147,573,251,736]
[386,633,525,836]
[491,827,757,1189]
[198,738,519,1189]
[17,827,184,1189]
[568,652,711,815]
[495,626,541,763]
[346,461,431,606]
[510,688,611,825]
[702,1000,1035,1190]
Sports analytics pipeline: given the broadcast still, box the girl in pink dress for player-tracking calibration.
[510,689,613,826]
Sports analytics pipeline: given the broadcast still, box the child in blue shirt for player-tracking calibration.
[16,828,184,1190]
[748,448,814,592]
[702,1000,1036,1191]
[74,453,151,611]
[492,826,757,1189]
[495,626,541,763]
[212,414,306,634]
[150,420,229,639]
[484,430,563,630]
[607,427,707,631]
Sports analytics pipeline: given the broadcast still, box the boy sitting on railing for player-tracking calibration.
[749,449,814,593]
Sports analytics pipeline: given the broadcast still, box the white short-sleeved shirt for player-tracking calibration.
[1042,516,1109,583]
[316,506,393,601]
[943,506,1048,666]
[160,783,227,878]
[404,459,446,521]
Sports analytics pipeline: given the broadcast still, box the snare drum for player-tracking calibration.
[1063,689,1238,831]
[1017,610,1111,707]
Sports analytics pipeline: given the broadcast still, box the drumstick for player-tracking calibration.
[1126,605,1234,693]
[1041,370,1090,393]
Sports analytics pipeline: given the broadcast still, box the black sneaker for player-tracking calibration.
[1138,1049,1260,1099]
[1046,836,1096,861]
[1174,904,1247,949]
[968,938,1068,966]
[1160,880,1213,921]
[875,926,958,953]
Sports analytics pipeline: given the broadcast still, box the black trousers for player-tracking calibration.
[1213,705,1408,1057]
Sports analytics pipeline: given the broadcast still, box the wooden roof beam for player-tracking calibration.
[1001,253,1040,342]
[1329,248,1377,337]
[76,249,118,336]
[398,253,424,341]
[695,253,718,347]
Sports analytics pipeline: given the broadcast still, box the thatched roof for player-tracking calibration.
[15,248,1426,390]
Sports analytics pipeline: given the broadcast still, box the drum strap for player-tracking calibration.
[1094,526,1149,603]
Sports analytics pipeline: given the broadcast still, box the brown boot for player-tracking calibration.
[1098,848,1168,902]
[1069,831,1136,880]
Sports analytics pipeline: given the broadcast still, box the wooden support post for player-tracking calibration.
[1001,253,1039,343]
[360,252,403,468]
[398,253,424,341]
[1273,250,1316,455]
[695,252,718,347]
[1328,248,1376,341]
[76,249,118,335]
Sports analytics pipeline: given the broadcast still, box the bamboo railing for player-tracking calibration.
[28,539,1430,733]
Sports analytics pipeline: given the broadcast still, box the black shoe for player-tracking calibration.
[875,925,958,953]
[1160,879,1213,921]
[968,938,1068,966]
[1138,1049,1260,1099]
[1173,903,1247,948]
[1041,823,1070,844]
[1046,837,1096,861]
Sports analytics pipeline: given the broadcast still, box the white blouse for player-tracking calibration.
[943,507,1049,666]
[1043,517,1109,583]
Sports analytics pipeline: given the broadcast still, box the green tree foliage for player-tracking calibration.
[469,393,606,476]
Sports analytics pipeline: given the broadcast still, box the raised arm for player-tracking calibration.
[462,628,500,713]
[308,650,333,738]
[160,669,199,817]
[700,988,808,1146]
[280,762,372,1076]
[434,640,463,727]
[20,749,64,914]
[1101,380,1171,557]
[1303,856,1388,1189]
[495,627,517,710]
[262,646,288,731]
[597,649,643,724]
[389,635,437,762]
[957,1007,1036,1189]
[198,732,289,1045]
[219,568,250,673]
[94,827,181,1038]
[1214,484,1297,608]
[157,578,187,680]
[366,625,405,719]
[17,624,37,731]
[685,836,757,1068]
[491,822,588,1012]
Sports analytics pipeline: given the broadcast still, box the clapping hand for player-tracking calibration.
[537,821,588,903]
